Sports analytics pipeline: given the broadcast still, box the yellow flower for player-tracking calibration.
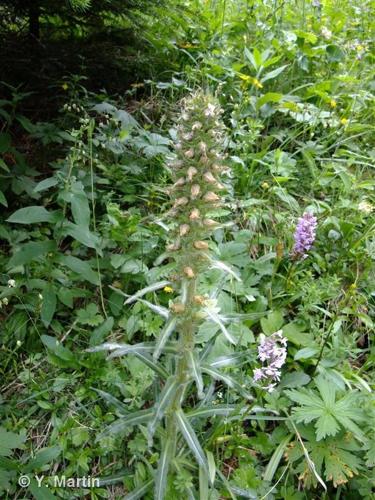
[340,117,349,126]
[330,99,337,108]
[261,181,270,189]
[253,78,263,89]
[356,44,364,52]
[163,286,174,293]
[62,83,69,91]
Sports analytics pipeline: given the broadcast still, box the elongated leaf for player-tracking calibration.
[202,365,253,400]
[97,410,153,439]
[8,240,56,268]
[136,298,169,319]
[124,280,171,304]
[59,255,100,285]
[41,284,57,327]
[124,479,154,500]
[155,435,175,500]
[175,409,208,472]
[91,388,128,415]
[148,377,179,439]
[188,351,204,399]
[204,309,236,345]
[210,260,241,281]
[209,350,253,369]
[262,64,289,83]
[64,222,101,251]
[263,435,292,481]
[7,206,58,224]
[33,177,59,193]
[133,352,169,379]
[154,317,177,360]
[188,404,242,419]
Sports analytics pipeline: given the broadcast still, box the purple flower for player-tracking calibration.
[292,212,317,260]
[253,330,287,392]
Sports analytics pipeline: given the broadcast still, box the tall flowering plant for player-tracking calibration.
[90,92,287,499]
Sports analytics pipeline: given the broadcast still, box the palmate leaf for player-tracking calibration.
[286,376,367,442]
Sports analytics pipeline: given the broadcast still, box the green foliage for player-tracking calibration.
[0,0,374,498]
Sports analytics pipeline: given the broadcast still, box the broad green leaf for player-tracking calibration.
[8,240,56,268]
[41,284,57,327]
[0,191,7,207]
[33,177,59,193]
[64,222,101,250]
[59,255,100,285]
[256,92,283,109]
[41,335,76,363]
[262,64,289,83]
[25,446,61,471]
[90,317,114,346]
[260,310,284,334]
[0,428,25,457]
[28,479,58,500]
[71,191,90,227]
[7,206,58,224]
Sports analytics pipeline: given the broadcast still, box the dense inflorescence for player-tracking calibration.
[292,212,318,260]
[253,330,288,392]
[166,92,230,293]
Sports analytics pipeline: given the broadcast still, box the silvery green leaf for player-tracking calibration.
[124,479,154,500]
[209,351,252,369]
[175,409,208,473]
[124,280,171,305]
[155,435,175,500]
[202,365,253,400]
[210,260,241,282]
[204,309,236,345]
[86,342,124,352]
[153,317,177,360]
[188,351,204,399]
[187,404,243,419]
[97,409,153,439]
[133,352,169,379]
[91,388,128,415]
[148,377,179,441]
[136,298,170,319]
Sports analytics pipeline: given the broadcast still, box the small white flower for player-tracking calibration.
[7,279,16,288]
[321,26,332,40]
[358,200,373,213]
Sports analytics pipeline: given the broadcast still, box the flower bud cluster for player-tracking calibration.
[253,330,287,392]
[166,92,229,285]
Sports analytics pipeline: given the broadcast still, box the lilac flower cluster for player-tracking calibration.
[292,211,317,260]
[253,330,287,393]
